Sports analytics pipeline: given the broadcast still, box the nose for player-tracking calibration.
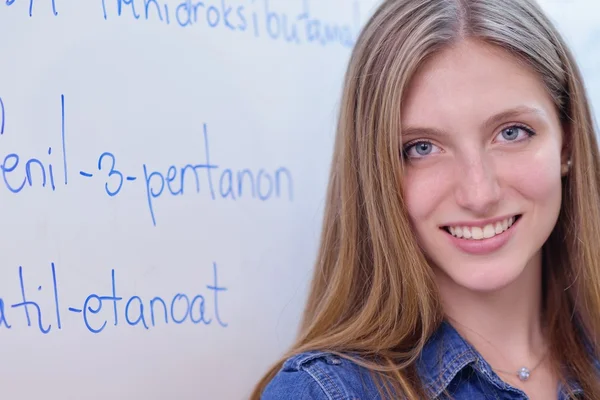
[454,153,501,215]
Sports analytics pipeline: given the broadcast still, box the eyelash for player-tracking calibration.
[402,124,536,159]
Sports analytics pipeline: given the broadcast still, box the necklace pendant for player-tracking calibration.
[517,367,530,381]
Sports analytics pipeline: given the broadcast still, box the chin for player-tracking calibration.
[437,259,527,293]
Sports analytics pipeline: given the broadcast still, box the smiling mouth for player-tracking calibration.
[442,215,522,240]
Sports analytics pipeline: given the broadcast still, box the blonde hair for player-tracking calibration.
[251,0,600,398]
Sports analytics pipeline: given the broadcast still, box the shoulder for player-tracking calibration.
[260,350,382,400]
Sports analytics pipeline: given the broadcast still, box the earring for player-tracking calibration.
[561,159,572,176]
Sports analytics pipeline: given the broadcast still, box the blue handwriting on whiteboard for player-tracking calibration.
[141,123,294,226]
[0,96,4,135]
[0,95,294,226]
[0,261,227,334]
[100,0,361,48]
[4,0,58,16]
[0,95,66,193]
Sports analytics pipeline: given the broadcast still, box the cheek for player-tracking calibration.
[501,147,562,202]
[403,165,454,222]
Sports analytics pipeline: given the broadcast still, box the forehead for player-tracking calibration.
[401,39,558,128]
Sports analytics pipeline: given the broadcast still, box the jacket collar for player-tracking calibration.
[416,320,584,399]
[416,320,479,398]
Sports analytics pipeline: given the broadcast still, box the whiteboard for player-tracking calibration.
[0,1,597,399]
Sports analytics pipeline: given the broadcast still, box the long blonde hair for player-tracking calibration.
[252,0,600,398]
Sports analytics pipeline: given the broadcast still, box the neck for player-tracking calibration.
[437,251,547,372]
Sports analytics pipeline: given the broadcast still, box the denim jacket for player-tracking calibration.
[261,321,587,399]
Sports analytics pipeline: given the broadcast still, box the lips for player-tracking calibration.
[440,215,522,255]
[442,215,522,240]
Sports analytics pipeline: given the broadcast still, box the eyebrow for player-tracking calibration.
[401,105,547,139]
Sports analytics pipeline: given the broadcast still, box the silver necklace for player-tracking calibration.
[491,350,548,381]
[448,318,549,382]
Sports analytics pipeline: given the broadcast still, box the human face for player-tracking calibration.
[400,39,565,293]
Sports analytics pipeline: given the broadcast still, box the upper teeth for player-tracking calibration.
[448,216,516,240]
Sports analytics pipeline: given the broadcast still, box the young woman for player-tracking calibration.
[251,0,600,398]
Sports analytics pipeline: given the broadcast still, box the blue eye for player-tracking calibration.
[497,124,536,142]
[403,141,441,159]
